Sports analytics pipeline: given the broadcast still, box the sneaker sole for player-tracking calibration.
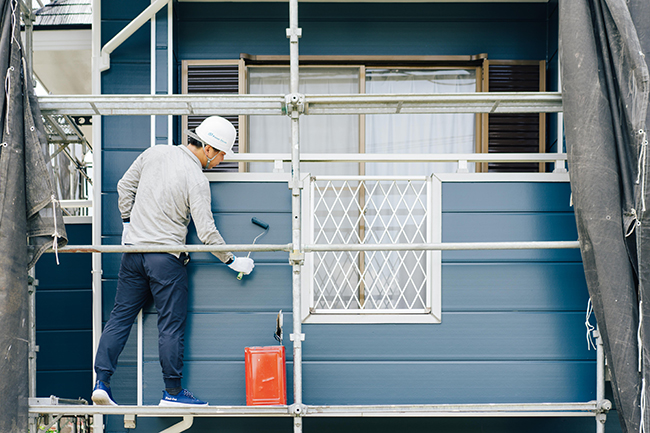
[159,400,208,407]
[92,390,117,406]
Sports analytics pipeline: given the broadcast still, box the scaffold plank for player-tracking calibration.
[37,92,562,116]
[28,401,608,418]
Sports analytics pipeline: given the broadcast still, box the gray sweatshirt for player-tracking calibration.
[117,144,234,263]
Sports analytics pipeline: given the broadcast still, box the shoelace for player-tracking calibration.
[181,389,196,399]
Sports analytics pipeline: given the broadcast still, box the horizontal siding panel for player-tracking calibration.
[132,263,291,314]
[101,193,121,235]
[301,360,595,404]
[101,62,150,94]
[104,263,292,317]
[442,262,588,311]
[103,182,292,235]
[141,312,593,362]
[36,330,92,371]
[36,290,92,330]
[36,371,92,402]
[102,116,151,150]
[143,361,295,406]
[302,313,594,362]
[106,364,138,405]
[178,16,545,60]
[102,149,141,192]
[36,224,92,289]
[178,3,546,22]
[142,360,593,405]
[209,182,291,213]
[36,255,92,288]
[442,212,580,262]
[187,263,292,312]
[186,214,291,264]
[441,182,571,213]
[143,312,289,361]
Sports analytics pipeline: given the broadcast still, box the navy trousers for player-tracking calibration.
[94,253,188,389]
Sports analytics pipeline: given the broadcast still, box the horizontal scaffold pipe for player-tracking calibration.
[304,241,580,252]
[224,152,567,163]
[46,241,579,254]
[49,244,292,253]
[37,92,562,116]
[303,92,563,114]
[28,401,608,418]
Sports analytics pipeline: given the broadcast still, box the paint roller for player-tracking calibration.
[237,217,269,280]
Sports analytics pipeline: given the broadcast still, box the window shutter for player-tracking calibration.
[488,64,543,172]
[186,64,239,172]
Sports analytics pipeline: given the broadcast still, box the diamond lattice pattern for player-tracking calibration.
[312,179,428,311]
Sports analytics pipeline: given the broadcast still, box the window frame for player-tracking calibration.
[300,173,442,324]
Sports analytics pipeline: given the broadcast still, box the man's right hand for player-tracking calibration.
[228,257,255,275]
[121,222,130,245]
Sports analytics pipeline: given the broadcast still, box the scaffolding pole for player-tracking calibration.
[287,1,305,432]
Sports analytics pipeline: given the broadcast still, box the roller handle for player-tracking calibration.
[237,218,269,280]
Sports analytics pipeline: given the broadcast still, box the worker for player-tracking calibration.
[91,116,254,407]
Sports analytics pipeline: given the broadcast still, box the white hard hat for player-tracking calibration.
[188,116,237,155]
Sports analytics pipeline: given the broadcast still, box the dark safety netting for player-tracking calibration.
[560,1,650,432]
[0,0,67,431]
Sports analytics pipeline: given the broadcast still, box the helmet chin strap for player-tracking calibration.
[203,144,218,169]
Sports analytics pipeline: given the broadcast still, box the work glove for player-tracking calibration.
[121,222,130,245]
[228,257,255,275]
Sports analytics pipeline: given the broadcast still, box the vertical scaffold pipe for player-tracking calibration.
[288,0,304,432]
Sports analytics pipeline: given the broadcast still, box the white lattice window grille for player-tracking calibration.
[301,175,442,324]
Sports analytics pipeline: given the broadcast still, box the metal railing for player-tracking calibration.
[37,92,563,117]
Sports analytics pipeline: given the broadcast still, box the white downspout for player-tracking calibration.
[99,0,169,72]
[159,416,193,433]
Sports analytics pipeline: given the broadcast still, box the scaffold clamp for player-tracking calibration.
[285,27,303,42]
[124,414,136,429]
[289,403,308,416]
[283,93,305,115]
[289,251,305,265]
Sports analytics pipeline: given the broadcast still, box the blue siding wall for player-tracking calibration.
[103,180,593,407]
[176,2,547,60]
[35,223,93,402]
[102,180,601,433]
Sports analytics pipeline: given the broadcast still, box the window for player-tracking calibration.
[365,68,476,175]
[246,64,479,175]
[248,66,360,175]
[301,174,441,324]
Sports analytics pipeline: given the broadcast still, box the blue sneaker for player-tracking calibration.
[92,380,117,406]
[159,389,208,406]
